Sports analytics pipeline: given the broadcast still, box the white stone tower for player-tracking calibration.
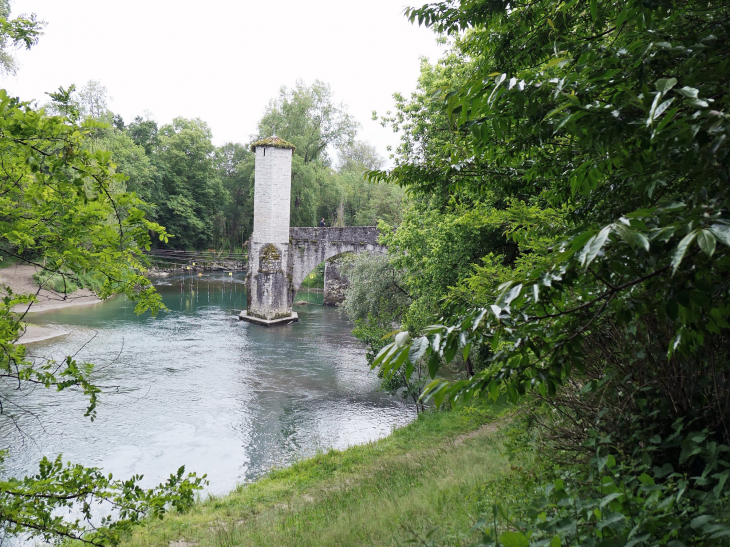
[239,137,298,326]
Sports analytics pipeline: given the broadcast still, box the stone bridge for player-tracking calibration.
[239,137,387,326]
[288,226,386,295]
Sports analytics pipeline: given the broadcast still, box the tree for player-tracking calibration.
[371,0,730,543]
[214,142,254,251]
[256,80,359,165]
[0,0,43,75]
[337,140,385,172]
[43,87,160,214]
[0,89,205,545]
[93,128,160,209]
[77,80,111,121]
[340,253,426,410]
[155,117,225,249]
[127,115,159,156]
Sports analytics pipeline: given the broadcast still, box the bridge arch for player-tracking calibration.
[287,227,387,299]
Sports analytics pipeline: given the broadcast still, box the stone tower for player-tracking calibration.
[239,137,298,326]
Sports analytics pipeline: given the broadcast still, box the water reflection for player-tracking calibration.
[1,273,413,493]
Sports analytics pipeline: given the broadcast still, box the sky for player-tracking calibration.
[2,0,445,160]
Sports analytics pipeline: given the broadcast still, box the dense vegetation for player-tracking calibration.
[45,79,406,253]
[346,0,730,544]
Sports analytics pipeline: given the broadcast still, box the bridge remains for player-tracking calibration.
[240,137,386,326]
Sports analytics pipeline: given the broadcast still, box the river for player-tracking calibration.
[1,272,414,494]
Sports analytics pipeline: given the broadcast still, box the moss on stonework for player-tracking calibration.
[250,136,296,153]
[259,243,282,261]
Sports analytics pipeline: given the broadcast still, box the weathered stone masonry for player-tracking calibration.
[243,140,296,325]
[287,227,386,306]
[240,138,387,326]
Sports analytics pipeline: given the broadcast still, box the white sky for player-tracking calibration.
[1,0,444,160]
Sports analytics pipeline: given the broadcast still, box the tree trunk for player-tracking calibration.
[465,357,475,378]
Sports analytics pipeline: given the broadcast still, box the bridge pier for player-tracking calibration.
[239,137,387,327]
[239,137,299,327]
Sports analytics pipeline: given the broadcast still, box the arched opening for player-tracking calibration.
[293,252,355,308]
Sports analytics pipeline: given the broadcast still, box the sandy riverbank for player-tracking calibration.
[1,263,102,344]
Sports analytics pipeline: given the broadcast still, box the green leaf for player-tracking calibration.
[671,230,698,274]
[691,514,714,529]
[579,225,611,267]
[597,512,625,529]
[697,230,716,257]
[613,223,650,251]
[709,224,730,246]
[676,86,699,99]
[655,77,677,95]
[427,352,440,378]
[408,336,429,364]
[373,343,397,368]
[499,531,529,547]
[590,0,597,20]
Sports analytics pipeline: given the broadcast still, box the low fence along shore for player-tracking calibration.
[144,249,247,273]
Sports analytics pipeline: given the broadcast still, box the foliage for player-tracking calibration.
[256,79,358,165]
[299,261,324,289]
[369,0,730,543]
[155,117,226,249]
[337,139,385,172]
[0,88,205,545]
[0,0,43,75]
[126,115,159,156]
[340,253,427,407]
[341,253,412,326]
[475,417,730,547]
[32,269,103,294]
[0,457,204,546]
[214,142,255,252]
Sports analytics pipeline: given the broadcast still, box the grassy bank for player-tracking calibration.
[124,405,523,547]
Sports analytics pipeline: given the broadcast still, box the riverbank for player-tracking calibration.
[0,263,102,344]
[122,405,516,547]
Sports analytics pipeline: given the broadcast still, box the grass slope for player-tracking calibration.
[124,406,517,547]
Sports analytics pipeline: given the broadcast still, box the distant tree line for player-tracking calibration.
[47,79,405,253]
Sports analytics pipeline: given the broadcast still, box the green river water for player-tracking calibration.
[2,273,413,494]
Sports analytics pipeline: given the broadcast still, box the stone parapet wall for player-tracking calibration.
[289,226,381,246]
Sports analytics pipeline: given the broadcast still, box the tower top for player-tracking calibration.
[250,136,296,153]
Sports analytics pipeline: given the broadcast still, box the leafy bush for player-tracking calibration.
[32,269,103,294]
[370,0,730,543]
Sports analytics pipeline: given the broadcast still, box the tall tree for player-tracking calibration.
[77,80,111,121]
[337,139,385,172]
[155,117,225,249]
[214,142,254,252]
[127,115,159,156]
[373,0,730,543]
[256,80,359,165]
